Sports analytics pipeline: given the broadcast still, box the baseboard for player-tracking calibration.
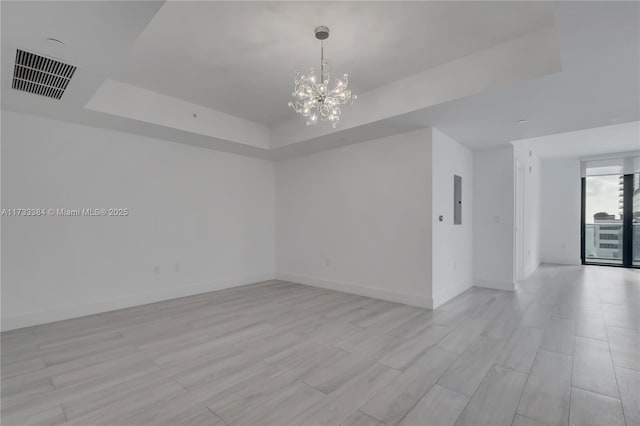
[276,272,433,309]
[474,279,515,291]
[540,258,582,266]
[1,273,275,331]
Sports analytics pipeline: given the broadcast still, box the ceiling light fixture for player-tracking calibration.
[288,26,356,128]
[516,119,528,124]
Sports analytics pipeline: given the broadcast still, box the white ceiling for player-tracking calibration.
[1,1,638,160]
[118,1,554,125]
[406,1,640,151]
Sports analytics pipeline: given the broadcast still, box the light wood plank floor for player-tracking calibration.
[2,264,638,426]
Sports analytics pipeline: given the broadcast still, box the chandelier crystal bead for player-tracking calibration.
[288,26,356,128]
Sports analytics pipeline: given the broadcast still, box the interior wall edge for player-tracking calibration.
[1,273,276,332]
[275,272,434,310]
[523,261,541,280]
[431,279,474,309]
[473,278,515,291]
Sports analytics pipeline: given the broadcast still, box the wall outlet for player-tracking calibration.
[153,265,160,274]
[174,263,181,272]
[324,258,330,267]
[453,261,457,270]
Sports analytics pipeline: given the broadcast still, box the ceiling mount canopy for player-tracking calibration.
[288,25,356,128]
[314,26,329,40]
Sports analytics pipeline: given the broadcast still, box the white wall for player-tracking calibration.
[473,147,515,291]
[1,112,514,329]
[513,142,542,279]
[275,129,434,308]
[1,111,276,330]
[431,129,473,307]
[540,158,582,265]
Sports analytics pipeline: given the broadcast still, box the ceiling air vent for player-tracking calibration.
[11,49,76,100]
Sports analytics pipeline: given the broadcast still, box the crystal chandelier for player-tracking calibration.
[288,26,356,128]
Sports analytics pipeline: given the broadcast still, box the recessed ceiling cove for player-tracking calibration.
[112,1,555,125]
[3,1,637,159]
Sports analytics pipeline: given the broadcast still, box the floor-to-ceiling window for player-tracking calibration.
[583,174,624,265]
[581,156,640,268]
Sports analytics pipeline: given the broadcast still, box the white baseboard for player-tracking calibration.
[474,279,515,291]
[540,258,582,266]
[1,273,275,331]
[276,272,433,309]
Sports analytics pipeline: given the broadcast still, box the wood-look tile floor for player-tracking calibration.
[2,264,638,426]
